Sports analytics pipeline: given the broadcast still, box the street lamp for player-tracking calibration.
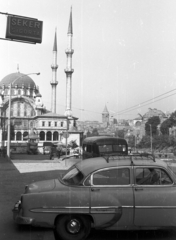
[146,123,153,153]
[7,72,40,158]
[65,116,73,157]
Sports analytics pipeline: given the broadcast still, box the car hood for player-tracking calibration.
[26,178,65,193]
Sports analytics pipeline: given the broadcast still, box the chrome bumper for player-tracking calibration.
[12,200,34,225]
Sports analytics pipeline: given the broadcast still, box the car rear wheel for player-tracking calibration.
[55,215,91,240]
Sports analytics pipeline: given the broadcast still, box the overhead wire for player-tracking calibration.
[115,92,176,116]
[42,88,176,117]
[114,88,176,115]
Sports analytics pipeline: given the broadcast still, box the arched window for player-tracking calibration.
[16,132,22,141]
[23,131,28,140]
[53,131,58,141]
[46,131,52,141]
[31,109,36,117]
[40,131,45,141]
[2,131,7,141]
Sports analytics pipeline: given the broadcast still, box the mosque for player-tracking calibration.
[0,9,83,151]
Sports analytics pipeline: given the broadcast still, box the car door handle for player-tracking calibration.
[135,188,143,191]
[91,188,100,192]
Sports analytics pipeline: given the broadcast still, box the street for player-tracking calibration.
[1,154,176,240]
[0,155,60,240]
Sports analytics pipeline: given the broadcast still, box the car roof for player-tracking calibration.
[76,155,168,176]
[83,136,127,145]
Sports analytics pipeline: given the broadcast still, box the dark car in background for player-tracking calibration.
[82,136,128,159]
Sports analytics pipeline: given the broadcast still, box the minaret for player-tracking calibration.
[64,7,74,117]
[50,29,58,113]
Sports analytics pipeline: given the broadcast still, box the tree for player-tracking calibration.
[160,119,171,135]
[145,116,160,136]
[169,111,176,124]
[86,130,91,137]
[117,129,125,138]
[160,110,176,135]
[127,135,135,148]
[137,135,151,148]
[91,128,99,136]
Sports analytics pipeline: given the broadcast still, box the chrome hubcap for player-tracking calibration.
[67,219,81,234]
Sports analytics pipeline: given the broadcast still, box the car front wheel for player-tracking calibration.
[55,215,91,240]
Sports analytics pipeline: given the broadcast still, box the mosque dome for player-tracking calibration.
[143,108,166,119]
[0,72,36,89]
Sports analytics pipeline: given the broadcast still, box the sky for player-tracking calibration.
[1,0,176,122]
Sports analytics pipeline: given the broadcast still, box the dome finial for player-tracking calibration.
[17,63,20,73]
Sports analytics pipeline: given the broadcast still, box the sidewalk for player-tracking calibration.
[10,154,82,173]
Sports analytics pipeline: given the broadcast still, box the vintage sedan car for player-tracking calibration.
[13,153,176,240]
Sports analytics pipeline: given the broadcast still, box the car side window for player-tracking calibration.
[84,175,91,186]
[136,168,173,185]
[93,168,130,186]
[113,144,126,152]
[87,145,92,153]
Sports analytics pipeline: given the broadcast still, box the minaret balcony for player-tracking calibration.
[64,68,74,74]
[50,81,58,85]
[65,49,74,54]
[35,105,44,110]
[51,64,58,70]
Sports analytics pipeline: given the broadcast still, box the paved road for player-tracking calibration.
[1,154,176,240]
[0,156,59,240]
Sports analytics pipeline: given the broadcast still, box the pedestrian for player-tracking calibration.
[49,146,53,160]
[57,145,62,159]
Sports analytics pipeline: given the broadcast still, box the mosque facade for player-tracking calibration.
[0,8,83,151]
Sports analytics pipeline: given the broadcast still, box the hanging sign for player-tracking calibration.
[5,16,43,43]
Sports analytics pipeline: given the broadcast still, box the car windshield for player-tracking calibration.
[62,166,84,185]
[167,164,176,182]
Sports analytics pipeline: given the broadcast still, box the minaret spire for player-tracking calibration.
[68,7,73,34]
[53,28,57,51]
[64,7,74,117]
[50,28,58,113]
